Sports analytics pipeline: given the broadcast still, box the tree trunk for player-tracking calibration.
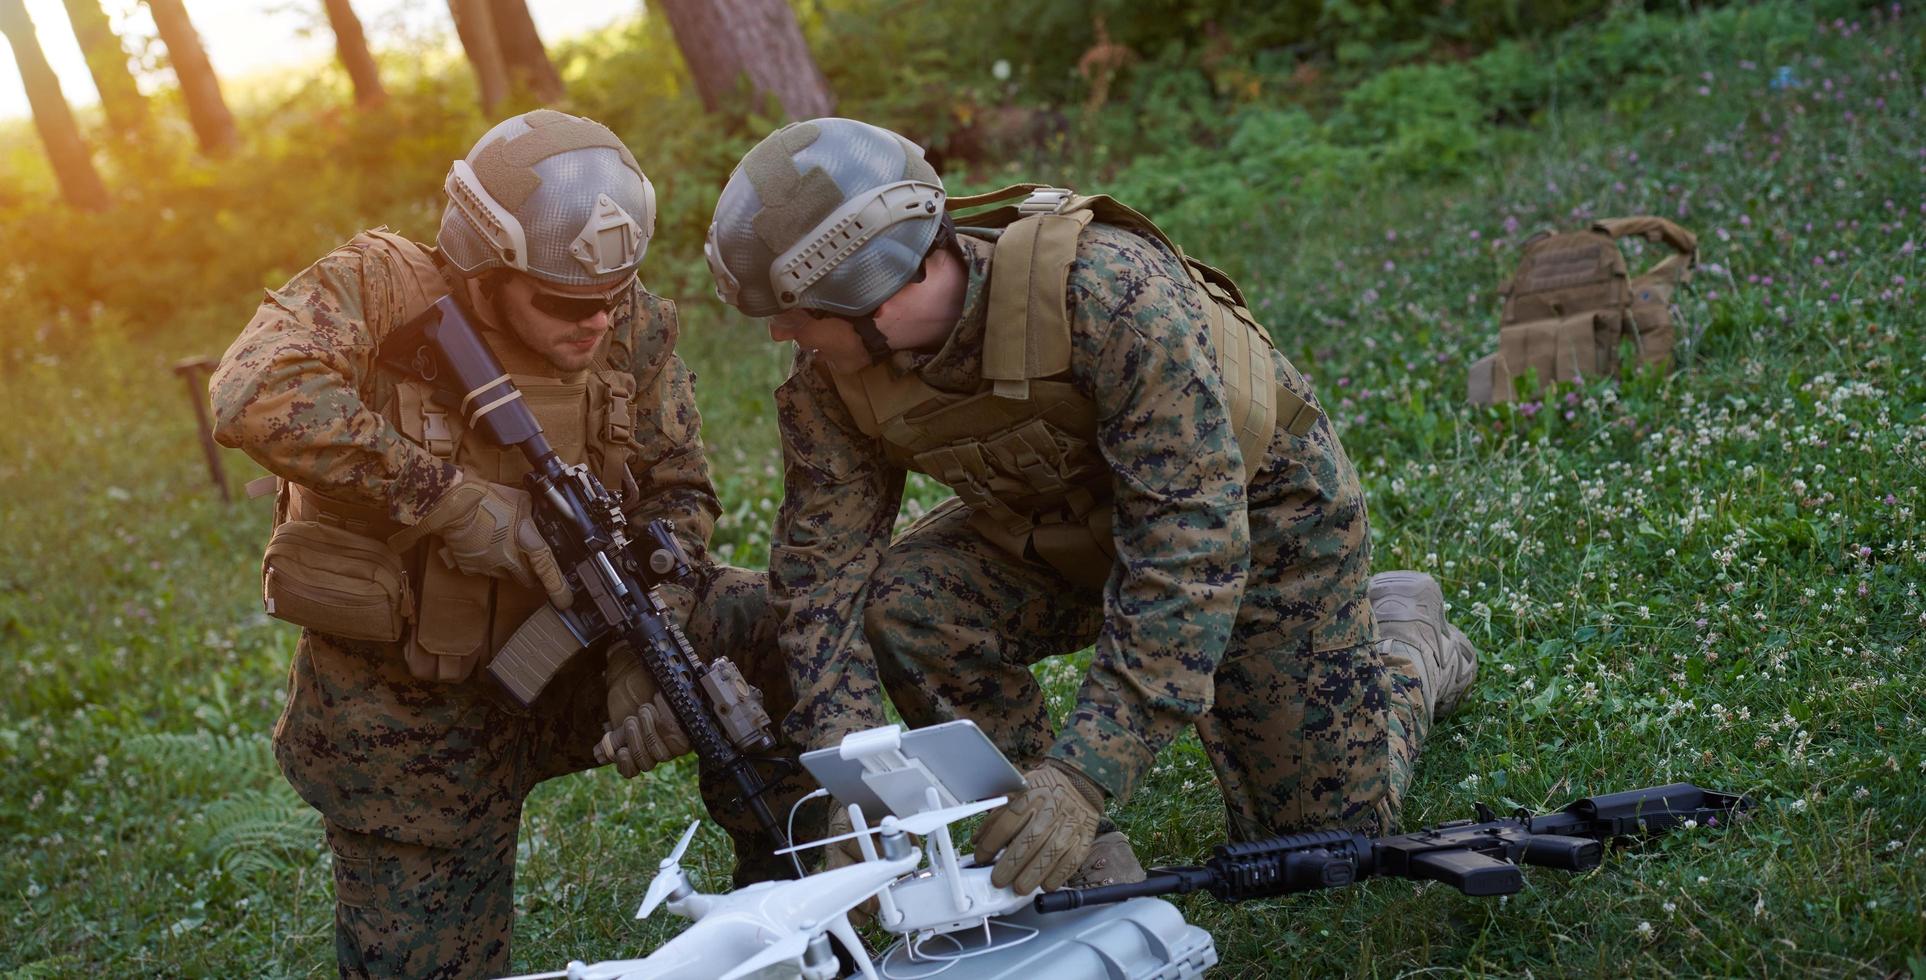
[0,0,111,210]
[59,0,148,134]
[656,0,833,121]
[448,0,508,115]
[321,0,386,108]
[488,0,562,104]
[145,0,237,156]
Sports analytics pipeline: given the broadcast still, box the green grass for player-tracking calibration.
[2,2,1923,977]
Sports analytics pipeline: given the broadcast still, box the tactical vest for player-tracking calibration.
[258,230,639,684]
[1467,216,1697,405]
[826,185,1321,588]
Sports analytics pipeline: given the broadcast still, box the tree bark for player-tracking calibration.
[321,0,386,108]
[59,0,149,134]
[145,0,237,156]
[655,0,833,121]
[448,0,508,114]
[0,0,111,210]
[488,0,562,104]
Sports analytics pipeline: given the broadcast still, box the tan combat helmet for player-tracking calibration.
[439,109,656,289]
[705,117,946,318]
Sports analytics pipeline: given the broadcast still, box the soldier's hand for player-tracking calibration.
[403,478,570,607]
[974,760,1104,894]
[595,693,692,778]
[604,641,659,729]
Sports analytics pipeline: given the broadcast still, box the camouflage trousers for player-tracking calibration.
[865,498,1431,843]
[278,564,806,979]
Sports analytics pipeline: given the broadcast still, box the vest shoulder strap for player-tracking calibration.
[355,229,452,329]
[1592,215,1699,287]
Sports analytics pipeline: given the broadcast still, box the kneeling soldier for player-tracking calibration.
[703,118,1478,895]
[212,110,796,977]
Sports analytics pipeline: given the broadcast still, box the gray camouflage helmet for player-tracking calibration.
[438,109,656,289]
[705,118,945,318]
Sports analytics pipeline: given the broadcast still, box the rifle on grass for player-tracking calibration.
[389,295,795,860]
[1036,782,1749,912]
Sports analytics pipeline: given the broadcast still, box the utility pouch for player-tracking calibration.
[406,554,493,683]
[261,521,410,642]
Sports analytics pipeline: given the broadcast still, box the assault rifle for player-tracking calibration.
[389,295,794,858]
[1036,782,1750,912]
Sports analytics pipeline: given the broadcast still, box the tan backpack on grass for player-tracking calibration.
[1467,216,1697,405]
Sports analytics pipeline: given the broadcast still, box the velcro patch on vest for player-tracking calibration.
[1519,244,1610,293]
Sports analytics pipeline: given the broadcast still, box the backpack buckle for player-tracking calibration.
[1018,187,1073,215]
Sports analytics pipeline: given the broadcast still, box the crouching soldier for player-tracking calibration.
[702,117,1479,895]
[212,110,797,977]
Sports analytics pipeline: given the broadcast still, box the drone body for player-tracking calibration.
[516,722,1219,980]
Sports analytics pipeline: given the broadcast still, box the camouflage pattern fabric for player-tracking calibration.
[325,818,516,978]
[210,232,799,973]
[275,563,797,975]
[869,502,1436,840]
[209,230,718,558]
[771,224,1411,835]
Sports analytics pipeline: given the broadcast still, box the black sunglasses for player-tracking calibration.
[530,286,624,322]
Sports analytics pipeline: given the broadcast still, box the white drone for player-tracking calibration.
[505,721,1214,980]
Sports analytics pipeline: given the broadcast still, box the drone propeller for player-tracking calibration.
[774,796,1008,856]
[635,820,701,919]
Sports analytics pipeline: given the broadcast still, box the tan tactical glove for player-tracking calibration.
[594,646,692,778]
[395,477,570,608]
[974,759,1104,894]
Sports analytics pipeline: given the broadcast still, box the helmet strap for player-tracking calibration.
[849,315,894,363]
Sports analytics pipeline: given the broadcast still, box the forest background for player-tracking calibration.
[0,0,1921,976]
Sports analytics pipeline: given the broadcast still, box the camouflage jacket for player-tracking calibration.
[770,225,1367,802]
[210,230,718,559]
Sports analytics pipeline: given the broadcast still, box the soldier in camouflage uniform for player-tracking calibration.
[211,110,798,978]
[703,118,1479,895]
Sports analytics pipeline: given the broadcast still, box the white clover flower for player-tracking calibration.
[1636,921,1654,938]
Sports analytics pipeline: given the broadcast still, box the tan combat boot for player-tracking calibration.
[1370,571,1479,720]
[1064,831,1147,889]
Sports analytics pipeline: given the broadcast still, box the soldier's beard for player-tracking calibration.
[497,298,605,373]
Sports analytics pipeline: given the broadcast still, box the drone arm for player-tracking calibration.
[922,786,973,912]
[847,804,905,927]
